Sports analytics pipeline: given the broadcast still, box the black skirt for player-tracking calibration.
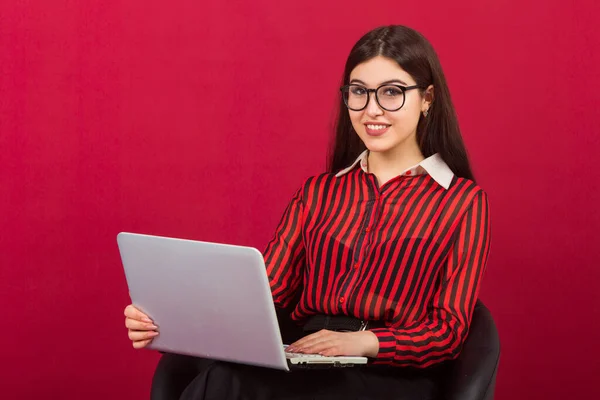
[152,353,445,400]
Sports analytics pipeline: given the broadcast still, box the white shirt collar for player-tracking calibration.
[334,150,455,190]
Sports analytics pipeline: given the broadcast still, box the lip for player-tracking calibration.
[364,122,391,137]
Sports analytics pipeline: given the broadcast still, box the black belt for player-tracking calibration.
[302,314,386,334]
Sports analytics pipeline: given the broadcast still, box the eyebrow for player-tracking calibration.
[350,78,409,86]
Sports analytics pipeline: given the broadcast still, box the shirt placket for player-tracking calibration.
[338,175,382,312]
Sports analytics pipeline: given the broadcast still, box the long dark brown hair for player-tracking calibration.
[328,25,475,182]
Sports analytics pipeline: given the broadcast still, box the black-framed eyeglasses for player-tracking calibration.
[340,84,422,112]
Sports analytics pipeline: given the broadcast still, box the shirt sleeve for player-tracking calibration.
[370,190,491,368]
[263,186,306,309]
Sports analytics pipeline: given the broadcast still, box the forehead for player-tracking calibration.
[349,56,415,86]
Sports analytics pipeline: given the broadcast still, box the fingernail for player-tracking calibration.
[142,317,152,323]
[147,324,158,330]
[149,331,159,337]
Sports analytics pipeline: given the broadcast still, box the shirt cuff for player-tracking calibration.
[370,328,396,365]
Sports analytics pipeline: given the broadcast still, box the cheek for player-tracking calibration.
[390,100,422,127]
[349,111,364,132]
[401,96,423,117]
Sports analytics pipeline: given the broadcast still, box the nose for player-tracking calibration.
[365,91,383,117]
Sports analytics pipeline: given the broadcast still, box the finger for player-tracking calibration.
[128,329,159,342]
[291,330,335,351]
[124,305,153,323]
[319,346,344,357]
[301,339,338,355]
[289,330,329,351]
[124,305,152,322]
[132,339,153,349]
[125,317,158,331]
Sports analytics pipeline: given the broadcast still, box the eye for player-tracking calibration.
[350,86,367,96]
[381,86,403,97]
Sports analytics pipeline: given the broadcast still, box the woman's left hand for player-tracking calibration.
[286,330,379,357]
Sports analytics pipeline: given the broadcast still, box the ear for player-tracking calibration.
[421,85,434,112]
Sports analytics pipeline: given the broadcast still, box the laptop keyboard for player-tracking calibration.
[285,352,326,359]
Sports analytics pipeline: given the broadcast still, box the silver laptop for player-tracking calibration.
[117,232,368,371]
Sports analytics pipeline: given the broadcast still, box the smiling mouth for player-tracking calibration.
[365,124,390,131]
[364,123,391,136]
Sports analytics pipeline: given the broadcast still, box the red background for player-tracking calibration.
[1,0,599,398]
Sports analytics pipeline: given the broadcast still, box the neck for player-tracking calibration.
[367,138,424,186]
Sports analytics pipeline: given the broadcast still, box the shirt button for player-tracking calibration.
[354,263,359,269]
[365,227,371,233]
[405,170,412,176]
[339,297,345,303]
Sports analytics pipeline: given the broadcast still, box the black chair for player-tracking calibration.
[443,300,500,400]
[151,300,500,400]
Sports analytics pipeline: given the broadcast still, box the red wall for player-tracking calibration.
[1,0,598,398]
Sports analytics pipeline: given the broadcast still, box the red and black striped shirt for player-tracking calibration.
[264,151,491,368]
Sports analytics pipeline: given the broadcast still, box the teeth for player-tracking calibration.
[367,125,388,130]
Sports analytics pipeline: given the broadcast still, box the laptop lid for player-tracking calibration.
[117,232,289,371]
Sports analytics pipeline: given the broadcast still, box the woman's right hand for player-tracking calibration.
[124,304,159,349]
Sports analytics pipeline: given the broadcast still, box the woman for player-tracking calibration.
[125,25,491,400]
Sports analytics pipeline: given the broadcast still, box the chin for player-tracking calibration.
[362,138,395,153]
